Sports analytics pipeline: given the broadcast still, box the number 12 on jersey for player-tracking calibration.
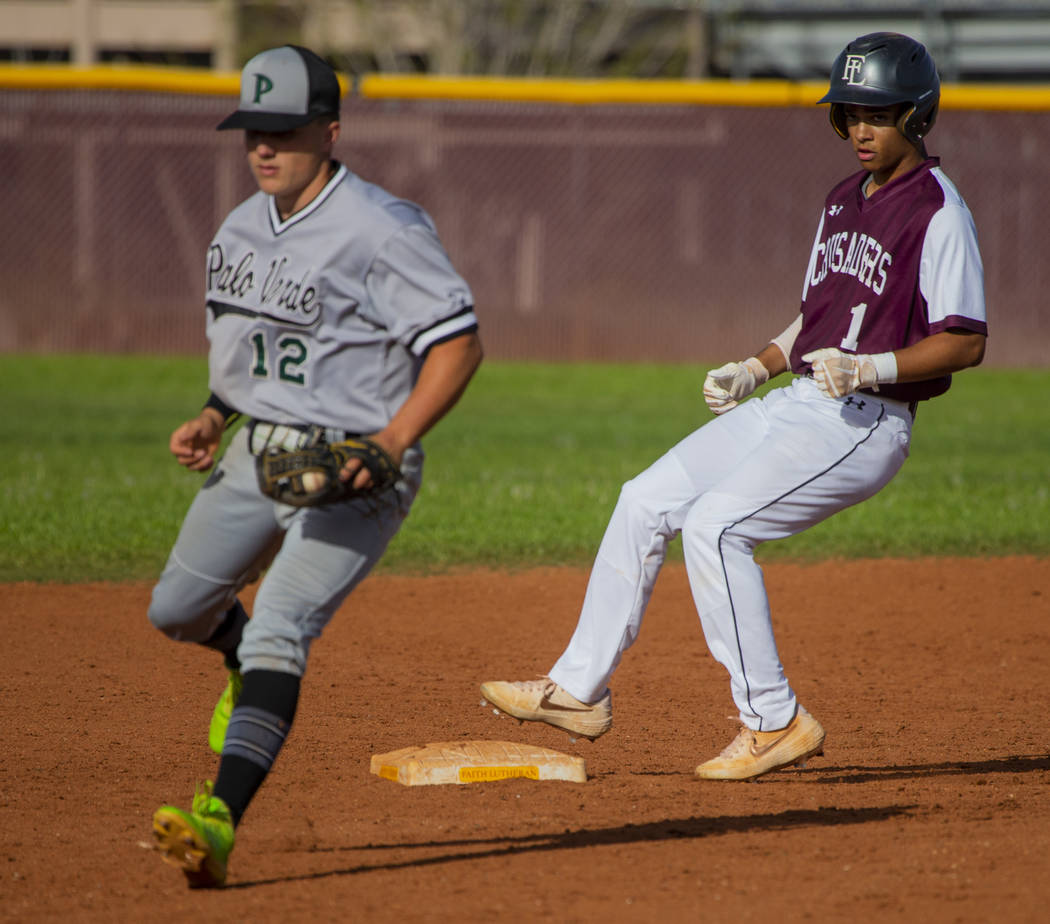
[250,330,309,385]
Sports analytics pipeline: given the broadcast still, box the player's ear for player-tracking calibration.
[324,119,340,149]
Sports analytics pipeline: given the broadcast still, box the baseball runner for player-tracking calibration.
[481,32,987,780]
[148,45,482,887]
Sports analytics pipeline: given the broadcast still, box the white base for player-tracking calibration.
[371,740,587,786]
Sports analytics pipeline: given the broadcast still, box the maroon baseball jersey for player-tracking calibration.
[790,157,987,402]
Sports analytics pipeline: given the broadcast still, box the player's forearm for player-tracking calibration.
[199,406,228,431]
[891,330,985,382]
[381,332,483,451]
[803,329,985,399]
[755,342,789,379]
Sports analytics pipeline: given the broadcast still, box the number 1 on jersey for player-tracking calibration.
[840,302,867,352]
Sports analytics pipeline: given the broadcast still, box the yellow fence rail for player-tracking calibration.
[2,64,1050,111]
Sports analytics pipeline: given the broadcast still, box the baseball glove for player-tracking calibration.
[255,437,401,508]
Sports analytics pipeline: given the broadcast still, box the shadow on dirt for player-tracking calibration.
[809,754,1050,785]
[225,803,914,889]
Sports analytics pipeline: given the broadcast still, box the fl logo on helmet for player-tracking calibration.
[843,55,867,85]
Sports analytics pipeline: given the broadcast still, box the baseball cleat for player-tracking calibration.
[209,669,243,755]
[152,781,235,888]
[695,706,825,781]
[480,677,612,740]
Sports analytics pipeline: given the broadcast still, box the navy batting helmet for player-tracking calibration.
[818,32,940,145]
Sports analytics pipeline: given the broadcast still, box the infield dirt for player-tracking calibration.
[4,558,1049,923]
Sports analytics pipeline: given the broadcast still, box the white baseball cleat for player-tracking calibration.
[695,706,825,780]
[480,677,612,740]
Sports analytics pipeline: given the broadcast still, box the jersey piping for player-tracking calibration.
[266,163,348,236]
[408,306,479,357]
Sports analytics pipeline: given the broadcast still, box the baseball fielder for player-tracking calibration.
[149,45,482,887]
[481,32,987,780]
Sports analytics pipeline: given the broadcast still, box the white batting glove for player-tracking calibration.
[802,348,897,399]
[703,357,769,415]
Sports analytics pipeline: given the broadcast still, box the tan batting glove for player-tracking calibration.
[802,348,897,399]
[703,357,769,415]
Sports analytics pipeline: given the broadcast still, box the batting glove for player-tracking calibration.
[802,348,898,399]
[703,356,769,415]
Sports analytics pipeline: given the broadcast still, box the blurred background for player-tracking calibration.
[4,0,1050,81]
[1,1,1047,363]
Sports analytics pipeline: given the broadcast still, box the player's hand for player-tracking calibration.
[703,357,769,415]
[802,348,895,398]
[169,411,224,471]
[338,429,405,491]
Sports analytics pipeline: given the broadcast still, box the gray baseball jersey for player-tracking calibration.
[205,162,477,434]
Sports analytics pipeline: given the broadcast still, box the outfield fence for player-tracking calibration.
[1,69,1046,365]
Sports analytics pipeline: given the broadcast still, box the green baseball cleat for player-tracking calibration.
[152,782,235,888]
[208,669,242,755]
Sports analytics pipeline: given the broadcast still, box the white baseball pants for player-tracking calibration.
[549,375,912,731]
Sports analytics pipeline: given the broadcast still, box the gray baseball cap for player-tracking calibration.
[217,45,341,132]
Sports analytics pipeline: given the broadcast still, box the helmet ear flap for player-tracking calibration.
[829,103,849,139]
[912,102,938,141]
[896,104,917,141]
[898,102,938,144]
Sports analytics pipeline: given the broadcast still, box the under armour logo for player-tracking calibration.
[828,204,843,216]
[252,73,274,103]
[844,396,866,410]
[843,54,866,86]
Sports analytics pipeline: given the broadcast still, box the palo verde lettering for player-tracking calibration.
[260,256,318,315]
[207,244,254,298]
[207,245,318,318]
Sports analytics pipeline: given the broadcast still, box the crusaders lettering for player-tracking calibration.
[809,230,892,295]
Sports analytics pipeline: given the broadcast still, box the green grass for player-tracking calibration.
[2,354,1047,582]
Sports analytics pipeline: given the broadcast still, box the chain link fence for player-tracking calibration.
[1,88,1044,364]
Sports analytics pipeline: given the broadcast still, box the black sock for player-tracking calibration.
[213,669,300,826]
[203,601,249,671]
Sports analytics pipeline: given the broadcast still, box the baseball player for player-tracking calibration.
[481,32,987,780]
[148,45,482,887]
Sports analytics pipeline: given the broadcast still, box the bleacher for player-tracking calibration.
[703,1,1050,81]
